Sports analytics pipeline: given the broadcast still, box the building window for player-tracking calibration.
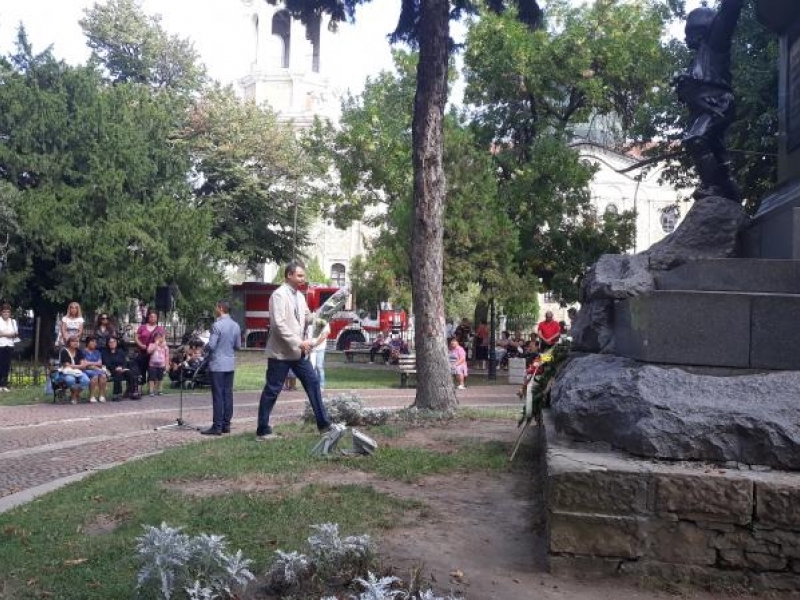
[604,203,619,216]
[271,10,291,68]
[331,263,346,287]
[660,204,681,233]
[543,291,556,304]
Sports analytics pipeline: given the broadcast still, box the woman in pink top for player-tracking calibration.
[136,309,165,386]
[448,338,468,390]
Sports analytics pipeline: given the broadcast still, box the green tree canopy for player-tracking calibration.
[181,85,314,271]
[79,0,206,93]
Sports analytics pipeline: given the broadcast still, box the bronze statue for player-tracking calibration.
[674,0,745,203]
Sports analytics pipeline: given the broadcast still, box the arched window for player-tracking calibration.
[660,204,681,233]
[306,15,321,73]
[271,10,291,68]
[331,263,346,287]
[604,203,619,216]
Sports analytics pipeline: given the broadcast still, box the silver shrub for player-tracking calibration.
[266,550,312,587]
[135,522,254,600]
[308,522,372,572]
[303,393,390,426]
[350,572,404,600]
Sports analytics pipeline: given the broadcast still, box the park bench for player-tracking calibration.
[398,353,417,388]
[344,341,373,363]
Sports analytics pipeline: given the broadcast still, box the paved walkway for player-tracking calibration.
[0,385,519,513]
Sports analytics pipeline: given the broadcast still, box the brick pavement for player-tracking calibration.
[0,385,519,511]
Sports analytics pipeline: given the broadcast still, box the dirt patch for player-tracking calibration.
[82,513,123,536]
[168,419,798,600]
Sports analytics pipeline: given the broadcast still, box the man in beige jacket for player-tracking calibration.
[255,261,332,440]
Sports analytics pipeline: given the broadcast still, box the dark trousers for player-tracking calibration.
[0,346,11,387]
[210,370,234,431]
[110,368,137,396]
[256,356,330,435]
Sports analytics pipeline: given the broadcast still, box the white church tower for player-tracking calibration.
[239,0,339,126]
[238,0,373,284]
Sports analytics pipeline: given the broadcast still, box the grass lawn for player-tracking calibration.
[0,352,510,406]
[0,420,510,600]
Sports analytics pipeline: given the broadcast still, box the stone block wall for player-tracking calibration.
[548,447,800,591]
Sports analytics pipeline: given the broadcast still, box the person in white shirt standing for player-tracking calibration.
[306,319,331,392]
[0,303,19,392]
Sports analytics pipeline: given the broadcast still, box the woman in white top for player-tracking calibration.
[60,301,85,347]
[0,303,19,392]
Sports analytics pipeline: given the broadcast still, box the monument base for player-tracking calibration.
[741,178,800,259]
[548,442,800,592]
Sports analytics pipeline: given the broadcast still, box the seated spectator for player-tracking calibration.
[82,335,109,403]
[102,337,139,400]
[94,313,117,350]
[386,336,409,365]
[59,335,90,404]
[496,331,511,370]
[369,330,389,363]
[169,341,204,387]
[448,338,468,390]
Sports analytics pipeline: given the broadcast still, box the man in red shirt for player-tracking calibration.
[537,311,561,351]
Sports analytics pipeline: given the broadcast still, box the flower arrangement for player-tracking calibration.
[311,285,350,339]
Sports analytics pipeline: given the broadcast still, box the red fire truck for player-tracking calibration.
[230,282,407,350]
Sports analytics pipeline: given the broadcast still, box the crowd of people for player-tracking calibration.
[39,302,215,404]
[444,308,576,389]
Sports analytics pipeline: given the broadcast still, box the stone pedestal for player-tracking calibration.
[612,258,800,370]
[548,442,800,591]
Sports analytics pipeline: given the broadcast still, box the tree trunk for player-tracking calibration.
[411,0,457,410]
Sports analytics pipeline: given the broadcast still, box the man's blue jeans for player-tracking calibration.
[256,355,330,435]
[210,371,234,431]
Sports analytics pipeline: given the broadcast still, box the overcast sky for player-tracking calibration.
[0,0,402,96]
[0,0,702,99]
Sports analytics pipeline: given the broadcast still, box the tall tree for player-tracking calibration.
[79,0,205,93]
[0,28,224,350]
[304,51,518,297]
[180,85,314,271]
[463,0,664,300]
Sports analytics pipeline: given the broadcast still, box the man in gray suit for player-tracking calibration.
[201,299,242,435]
[256,261,332,440]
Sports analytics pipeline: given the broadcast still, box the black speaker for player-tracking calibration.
[155,286,172,312]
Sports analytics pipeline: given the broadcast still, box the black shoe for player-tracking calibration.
[221,426,231,434]
[200,428,222,436]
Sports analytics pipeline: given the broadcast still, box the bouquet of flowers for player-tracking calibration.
[311,285,350,339]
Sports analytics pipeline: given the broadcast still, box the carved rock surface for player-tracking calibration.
[550,354,800,470]
[571,254,655,353]
[646,196,749,271]
[581,254,655,301]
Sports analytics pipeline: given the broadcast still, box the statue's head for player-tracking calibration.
[685,6,716,50]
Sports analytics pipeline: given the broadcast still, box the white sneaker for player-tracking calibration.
[457,385,466,390]
[89,396,98,403]
[0,387,8,392]
[98,396,106,403]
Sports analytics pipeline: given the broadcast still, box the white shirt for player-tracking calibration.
[0,317,18,348]
[62,316,84,340]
